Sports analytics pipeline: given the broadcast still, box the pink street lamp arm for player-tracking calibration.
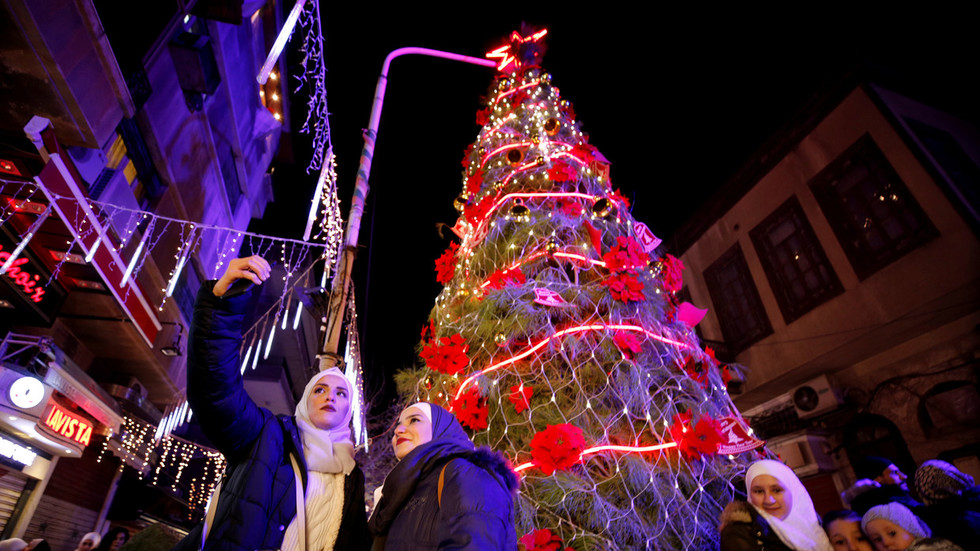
[318,48,496,366]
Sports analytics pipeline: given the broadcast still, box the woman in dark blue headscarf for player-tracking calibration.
[369,402,518,551]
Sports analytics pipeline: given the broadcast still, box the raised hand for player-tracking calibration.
[213,255,272,297]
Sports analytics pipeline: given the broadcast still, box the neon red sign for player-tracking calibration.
[40,402,93,447]
[0,244,46,303]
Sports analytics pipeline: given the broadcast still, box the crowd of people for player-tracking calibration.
[720,454,980,551]
[3,257,976,551]
[0,527,129,551]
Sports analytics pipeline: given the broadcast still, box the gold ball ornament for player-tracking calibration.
[544,118,560,136]
[592,197,613,218]
[507,148,524,166]
[510,202,530,217]
[546,238,559,254]
[542,73,552,84]
[454,194,469,212]
[494,333,507,346]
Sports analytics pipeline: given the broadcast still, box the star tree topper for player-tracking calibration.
[485,27,549,73]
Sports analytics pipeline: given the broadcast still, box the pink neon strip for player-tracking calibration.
[481,142,533,167]
[477,251,605,290]
[485,114,515,135]
[471,191,597,236]
[452,324,690,402]
[493,80,542,107]
[511,441,678,475]
[582,443,677,456]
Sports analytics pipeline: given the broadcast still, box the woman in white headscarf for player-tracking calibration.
[720,459,833,551]
[172,256,370,551]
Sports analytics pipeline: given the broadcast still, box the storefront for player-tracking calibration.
[0,352,123,539]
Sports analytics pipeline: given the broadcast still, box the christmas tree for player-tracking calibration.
[396,28,765,550]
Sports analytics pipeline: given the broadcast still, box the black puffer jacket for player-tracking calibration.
[369,404,518,551]
[172,282,370,551]
[719,501,792,551]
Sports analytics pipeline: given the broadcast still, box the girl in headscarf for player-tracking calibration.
[172,256,370,551]
[369,402,518,550]
[74,534,100,551]
[720,459,834,551]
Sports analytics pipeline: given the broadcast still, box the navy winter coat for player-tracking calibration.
[369,405,518,551]
[172,282,370,551]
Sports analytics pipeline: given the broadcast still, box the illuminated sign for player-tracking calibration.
[0,243,46,303]
[0,434,37,467]
[9,376,45,408]
[38,401,94,448]
[0,225,67,326]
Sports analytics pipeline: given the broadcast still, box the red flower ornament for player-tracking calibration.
[601,271,645,302]
[559,200,583,216]
[547,160,577,182]
[466,167,484,195]
[613,331,643,359]
[530,424,586,475]
[419,333,469,375]
[508,384,533,414]
[661,253,685,293]
[602,236,648,273]
[519,528,571,551]
[485,267,526,291]
[435,242,459,284]
[451,386,488,430]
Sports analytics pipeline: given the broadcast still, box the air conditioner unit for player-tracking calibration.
[768,431,838,477]
[790,374,842,419]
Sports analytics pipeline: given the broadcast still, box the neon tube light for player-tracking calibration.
[480,142,533,167]
[165,251,189,297]
[257,0,308,84]
[240,344,253,375]
[511,441,678,475]
[478,250,605,290]
[469,192,599,238]
[120,232,147,287]
[452,323,690,403]
[251,339,262,370]
[0,206,50,276]
[84,228,103,263]
[303,147,332,241]
[263,323,276,359]
[292,299,304,330]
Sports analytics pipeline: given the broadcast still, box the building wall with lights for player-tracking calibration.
[1,0,292,541]
[675,80,980,511]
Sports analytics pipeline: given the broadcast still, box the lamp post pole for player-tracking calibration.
[318,48,496,369]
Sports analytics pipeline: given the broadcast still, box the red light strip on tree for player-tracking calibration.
[492,80,543,105]
[452,324,690,403]
[483,114,516,136]
[480,142,534,167]
[478,250,605,290]
[512,442,679,473]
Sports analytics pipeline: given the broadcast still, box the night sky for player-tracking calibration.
[251,7,977,411]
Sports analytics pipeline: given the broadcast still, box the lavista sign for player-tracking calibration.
[39,401,94,448]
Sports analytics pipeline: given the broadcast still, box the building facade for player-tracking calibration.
[675,78,980,512]
[0,0,305,542]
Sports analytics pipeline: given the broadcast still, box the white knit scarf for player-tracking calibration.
[746,460,834,551]
[294,368,355,475]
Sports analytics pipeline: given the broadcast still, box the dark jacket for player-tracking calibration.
[172,282,370,551]
[719,501,793,551]
[849,484,922,516]
[916,487,980,549]
[370,443,518,551]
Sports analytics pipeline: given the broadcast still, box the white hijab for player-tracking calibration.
[745,460,833,551]
[294,367,355,474]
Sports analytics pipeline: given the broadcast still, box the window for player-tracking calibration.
[904,117,980,228]
[918,381,980,438]
[703,243,772,354]
[750,197,843,323]
[809,135,937,280]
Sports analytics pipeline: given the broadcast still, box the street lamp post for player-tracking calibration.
[318,48,496,368]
